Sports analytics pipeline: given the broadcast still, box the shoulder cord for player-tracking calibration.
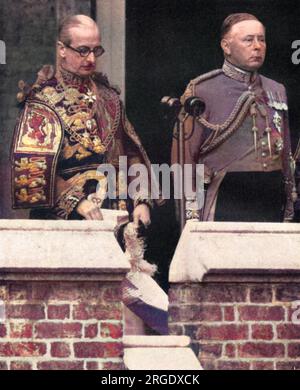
[198,92,256,156]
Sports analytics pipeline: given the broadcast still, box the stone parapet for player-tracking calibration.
[169,222,300,370]
[0,216,130,370]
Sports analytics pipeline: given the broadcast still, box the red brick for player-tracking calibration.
[48,305,70,320]
[31,283,53,300]
[31,282,102,301]
[35,323,82,339]
[288,343,300,358]
[169,284,247,303]
[10,323,32,338]
[250,287,273,303]
[74,342,123,358]
[238,306,284,321]
[102,286,123,302]
[7,304,45,320]
[169,305,222,322]
[84,323,98,339]
[252,324,274,340]
[0,324,6,338]
[217,361,250,370]
[168,285,198,304]
[100,323,123,339]
[252,361,274,370]
[198,285,248,303]
[224,306,235,322]
[238,342,284,358]
[103,361,126,370]
[37,361,84,370]
[0,342,46,357]
[0,362,8,370]
[195,324,249,341]
[276,285,300,302]
[276,361,300,370]
[199,343,222,359]
[73,303,122,320]
[86,361,99,370]
[224,343,236,358]
[8,284,31,300]
[51,342,71,358]
[277,324,300,339]
[10,361,32,370]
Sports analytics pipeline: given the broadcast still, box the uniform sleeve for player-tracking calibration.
[11,101,63,210]
[171,81,207,192]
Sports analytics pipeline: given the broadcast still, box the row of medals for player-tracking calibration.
[266,91,287,136]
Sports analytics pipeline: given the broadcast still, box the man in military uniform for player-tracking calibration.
[11,15,156,223]
[172,13,296,222]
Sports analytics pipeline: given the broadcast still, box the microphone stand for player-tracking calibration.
[161,96,205,233]
[177,112,189,233]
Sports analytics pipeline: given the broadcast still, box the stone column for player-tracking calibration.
[0,215,130,370]
[169,221,300,370]
[96,0,126,101]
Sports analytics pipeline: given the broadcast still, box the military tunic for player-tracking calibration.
[172,60,296,222]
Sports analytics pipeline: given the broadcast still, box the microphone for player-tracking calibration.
[184,96,205,117]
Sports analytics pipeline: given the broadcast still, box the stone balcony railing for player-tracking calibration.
[0,213,129,370]
[168,221,300,370]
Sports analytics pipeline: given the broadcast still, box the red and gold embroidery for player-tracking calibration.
[12,101,63,209]
[15,105,61,153]
[14,157,47,204]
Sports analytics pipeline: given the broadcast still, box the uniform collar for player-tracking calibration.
[58,66,92,87]
[222,60,257,84]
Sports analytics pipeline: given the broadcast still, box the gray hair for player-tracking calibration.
[58,14,98,45]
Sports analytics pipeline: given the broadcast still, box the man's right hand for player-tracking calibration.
[76,199,103,220]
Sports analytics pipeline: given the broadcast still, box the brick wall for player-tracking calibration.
[0,281,125,370]
[169,282,300,370]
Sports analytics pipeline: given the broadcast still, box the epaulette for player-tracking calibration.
[190,68,223,87]
[92,72,121,95]
[182,69,222,101]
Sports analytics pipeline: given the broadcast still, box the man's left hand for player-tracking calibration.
[133,204,151,227]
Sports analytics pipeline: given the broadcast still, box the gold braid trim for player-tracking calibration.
[183,69,256,156]
[54,185,85,220]
[198,93,256,156]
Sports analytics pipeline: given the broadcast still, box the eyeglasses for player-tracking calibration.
[64,44,105,58]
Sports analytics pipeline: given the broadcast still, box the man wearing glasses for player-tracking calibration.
[11,15,155,223]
